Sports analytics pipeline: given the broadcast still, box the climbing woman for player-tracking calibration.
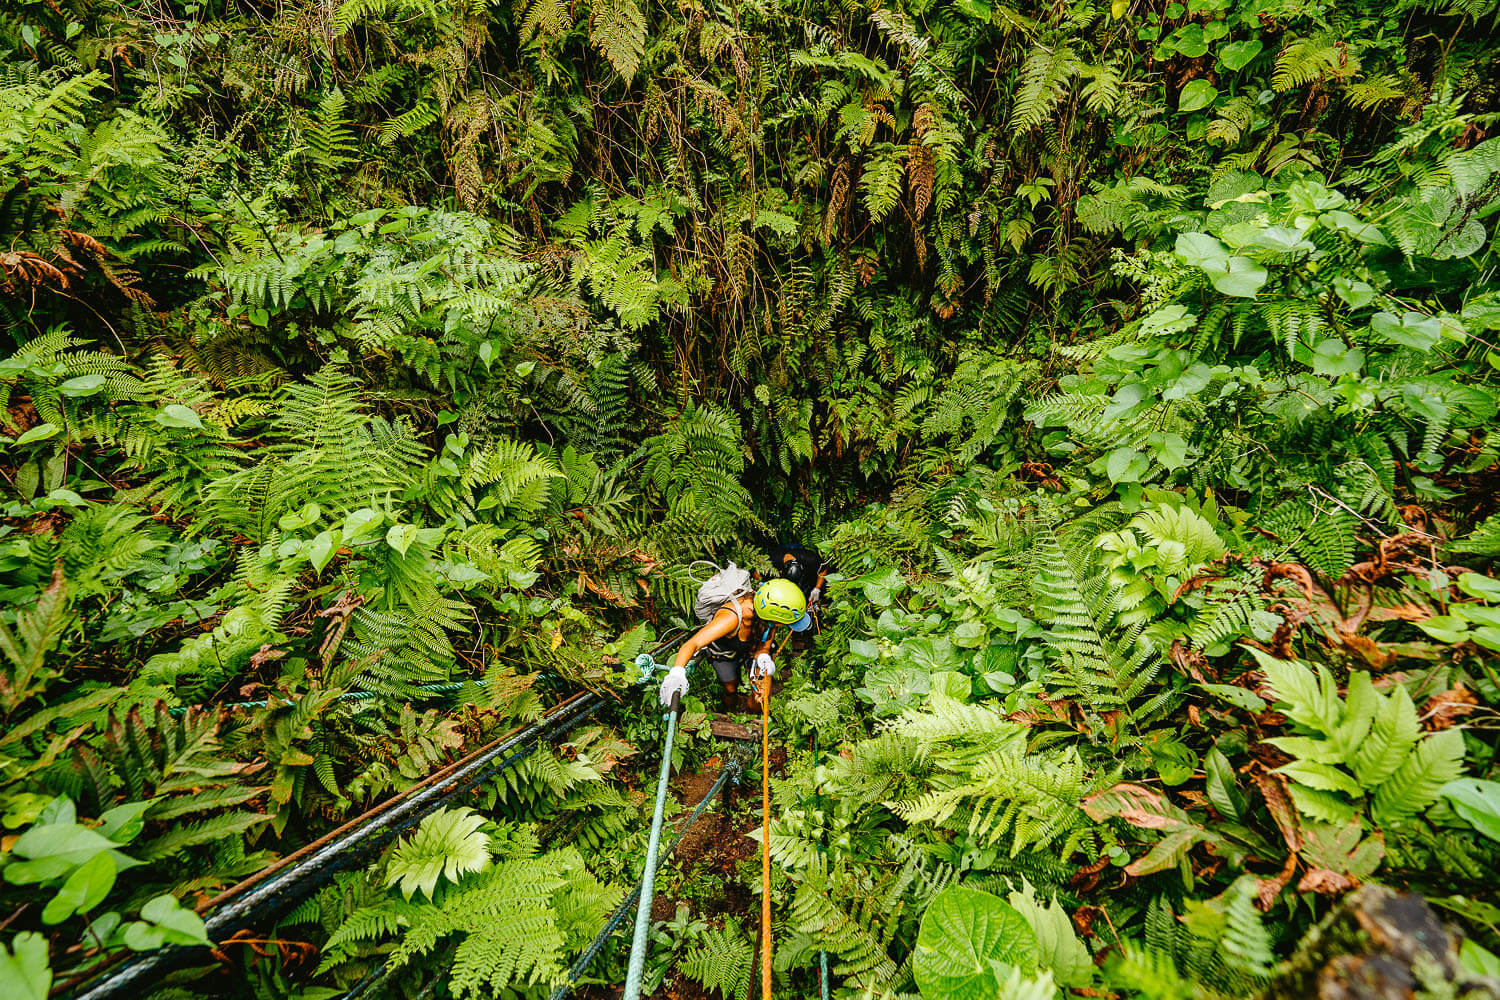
[658,577,809,709]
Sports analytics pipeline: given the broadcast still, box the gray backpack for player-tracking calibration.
[692,562,754,624]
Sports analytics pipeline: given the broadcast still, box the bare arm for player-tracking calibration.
[673,607,740,668]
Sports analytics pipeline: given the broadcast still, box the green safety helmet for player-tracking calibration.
[754,578,807,625]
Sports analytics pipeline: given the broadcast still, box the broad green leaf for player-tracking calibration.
[1169,24,1207,57]
[58,375,106,397]
[96,802,152,845]
[1309,339,1364,377]
[342,507,382,542]
[1416,614,1469,643]
[1333,277,1374,309]
[1203,256,1268,297]
[1105,447,1149,483]
[385,522,419,556]
[0,932,51,1000]
[1460,939,1500,980]
[1175,231,1228,269]
[1148,737,1197,786]
[915,888,1037,1000]
[10,822,119,863]
[1153,432,1188,469]
[952,621,986,648]
[308,531,337,573]
[1370,311,1441,351]
[277,502,321,531]
[138,894,211,946]
[1007,884,1093,987]
[1179,79,1217,112]
[1473,625,1500,652]
[1244,225,1315,255]
[1457,572,1500,602]
[41,851,115,924]
[1319,210,1388,244]
[1440,778,1500,842]
[154,405,203,430]
[14,424,60,446]
[122,921,167,951]
[1217,38,1262,70]
[1205,747,1246,820]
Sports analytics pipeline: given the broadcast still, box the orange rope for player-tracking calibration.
[758,673,772,999]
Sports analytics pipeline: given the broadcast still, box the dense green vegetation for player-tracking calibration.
[3,0,1500,995]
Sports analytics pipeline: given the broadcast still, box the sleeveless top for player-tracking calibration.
[704,598,765,661]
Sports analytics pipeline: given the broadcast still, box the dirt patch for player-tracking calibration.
[594,745,782,996]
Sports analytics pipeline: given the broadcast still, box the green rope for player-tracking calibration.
[623,669,680,1000]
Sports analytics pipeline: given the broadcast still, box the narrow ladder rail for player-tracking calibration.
[64,693,607,1000]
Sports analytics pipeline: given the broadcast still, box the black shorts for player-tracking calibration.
[711,657,741,685]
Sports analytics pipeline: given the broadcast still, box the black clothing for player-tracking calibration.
[770,541,825,596]
[712,656,741,685]
[705,627,753,663]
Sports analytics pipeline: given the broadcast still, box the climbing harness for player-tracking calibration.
[622,654,684,1000]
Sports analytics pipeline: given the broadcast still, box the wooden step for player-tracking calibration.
[706,714,762,741]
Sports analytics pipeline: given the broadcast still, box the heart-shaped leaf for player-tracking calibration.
[1170,24,1208,57]
[1217,38,1262,70]
[386,523,419,556]
[343,507,383,542]
[1106,447,1149,483]
[1333,277,1374,309]
[1203,256,1268,297]
[0,932,51,1000]
[915,888,1038,1000]
[308,531,337,573]
[41,852,116,925]
[1309,339,1364,376]
[1179,79,1218,112]
[1370,311,1441,351]
[1174,231,1229,269]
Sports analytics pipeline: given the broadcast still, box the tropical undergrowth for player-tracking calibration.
[2,0,1500,997]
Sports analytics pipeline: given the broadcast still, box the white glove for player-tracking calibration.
[659,666,689,708]
[808,586,821,608]
[751,653,776,682]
